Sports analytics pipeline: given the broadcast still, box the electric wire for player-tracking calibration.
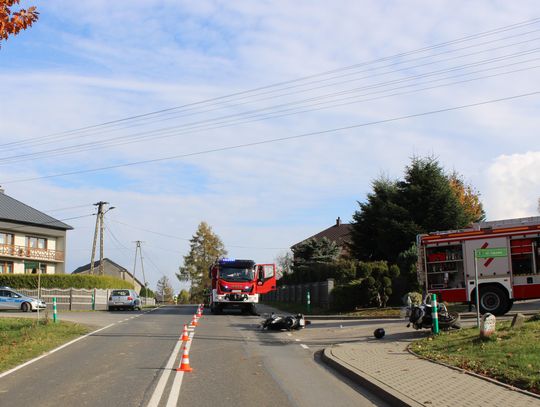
[3,27,539,155]
[1,17,539,151]
[1,91,537,185]
[1,46,538,165]
[108,218,289,250]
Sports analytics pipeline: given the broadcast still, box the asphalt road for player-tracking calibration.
[0,305,389,407]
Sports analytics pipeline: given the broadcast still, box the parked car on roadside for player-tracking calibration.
[0,286,47,312]
[108,289,141,311]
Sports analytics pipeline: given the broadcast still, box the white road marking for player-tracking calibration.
[300,344,309,349]
[286,333,292,336]
[146,340,183,407]
[295,339,300,342]
[0,323,115,379]
[165,331,195,407]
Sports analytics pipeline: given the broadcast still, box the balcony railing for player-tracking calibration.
[0,244,64,262]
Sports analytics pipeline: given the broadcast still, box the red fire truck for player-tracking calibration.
[417,216,540,315]
[208,258,277,314]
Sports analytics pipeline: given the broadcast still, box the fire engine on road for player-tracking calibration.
[418,216,540,315]
[208,258,276,315]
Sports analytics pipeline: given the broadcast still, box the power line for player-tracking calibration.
[2,36,538,162]
[1,91,537,185]
[1,55,538,166]
[1,17,538,152]
[108,218,289,250]
[0,42,540,165]
[43,203,94,212]
[2,214,95,230]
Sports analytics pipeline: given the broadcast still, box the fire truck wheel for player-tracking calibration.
[479,285,509,316]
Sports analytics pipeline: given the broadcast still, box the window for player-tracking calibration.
[26,263,46,275]
[25,236,47,249]
[0,262,14,274]
[0,232,14,245]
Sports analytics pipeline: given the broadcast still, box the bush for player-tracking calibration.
[139,286,155,298]
[281,260,356,284]
[331,279,365,311]
[403,291,423,305]
[0,274,133,289]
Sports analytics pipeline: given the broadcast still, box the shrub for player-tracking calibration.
[331,279,365,311]
[403,291,423,305]
[0,274,133,289]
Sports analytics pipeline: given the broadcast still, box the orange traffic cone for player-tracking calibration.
[190,316,198,327]
[180,324,190,342]
[196,309,202,318]
[176,347,193,372]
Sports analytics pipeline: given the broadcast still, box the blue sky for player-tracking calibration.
[1,1,539,292]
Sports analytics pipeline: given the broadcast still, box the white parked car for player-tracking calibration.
[108,289,141,311]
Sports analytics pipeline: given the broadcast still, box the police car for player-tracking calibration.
[0,287,47,312]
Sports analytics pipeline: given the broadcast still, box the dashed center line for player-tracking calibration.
[300,344,309,349]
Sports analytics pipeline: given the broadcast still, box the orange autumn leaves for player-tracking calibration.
[1,0,38,45]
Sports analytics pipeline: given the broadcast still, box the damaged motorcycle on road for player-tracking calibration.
[260,313,310,331]
[403,296,461,330]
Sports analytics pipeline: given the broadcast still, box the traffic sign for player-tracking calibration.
[475,247,508,258]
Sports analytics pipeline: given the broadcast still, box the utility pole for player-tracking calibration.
[90,201,115,275]
[133,240,148,303]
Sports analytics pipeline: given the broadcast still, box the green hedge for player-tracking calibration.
[0,274,134,289]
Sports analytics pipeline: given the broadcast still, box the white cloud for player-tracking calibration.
[484,151,540,219]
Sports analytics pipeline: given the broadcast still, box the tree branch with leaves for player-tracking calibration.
[1,1,38,46]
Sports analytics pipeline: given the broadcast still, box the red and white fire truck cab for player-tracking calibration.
[209,258,276,314]
[418,216,540,315]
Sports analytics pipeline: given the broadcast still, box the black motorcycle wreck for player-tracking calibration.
[404,296,461,330]
[260,313,311,331]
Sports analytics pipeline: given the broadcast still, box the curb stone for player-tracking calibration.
[321,346,423,407]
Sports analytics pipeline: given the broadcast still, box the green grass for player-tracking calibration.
[411,319,540,394]
[0,317,89,373]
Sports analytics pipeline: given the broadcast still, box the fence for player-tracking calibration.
[260,278,335,309]
[17,288,155,311]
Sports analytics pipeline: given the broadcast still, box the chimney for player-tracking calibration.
[336,217,341,226]
[0,186,4,194]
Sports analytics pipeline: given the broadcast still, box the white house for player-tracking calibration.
[0,189,72,275]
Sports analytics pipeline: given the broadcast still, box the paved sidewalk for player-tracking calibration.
[322,327,540,407]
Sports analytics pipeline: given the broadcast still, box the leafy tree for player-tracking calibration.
[293,237,340,265]
[177,289,190,304]
[274,251,293,280]
[156,276,174,303]
[286,237,342,283]
[449,172,485,222]
[1,1,38,46]
[350,156,483,263]
[349,177,413,263]
[399,157,472,233]
[176,221,227,302]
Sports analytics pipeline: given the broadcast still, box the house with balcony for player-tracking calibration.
[0,189,72,274]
